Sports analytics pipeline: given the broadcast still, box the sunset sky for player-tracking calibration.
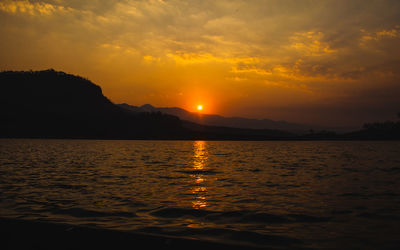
[1,0,400,127]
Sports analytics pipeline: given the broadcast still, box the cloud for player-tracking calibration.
[0,0,72,16]
[289,31,337,56]
[1,0,400,125]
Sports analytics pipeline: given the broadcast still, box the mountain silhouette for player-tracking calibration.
[345,120,400,140]
[2,69,396,140]
[0,70,184,139]
[118,103,313,133]
[0,70,295,140]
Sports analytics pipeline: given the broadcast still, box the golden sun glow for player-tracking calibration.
[0,1,397,126]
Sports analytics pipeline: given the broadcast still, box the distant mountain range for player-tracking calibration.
[0,69,295,140]
[1,69,397,140]
[118,103,343,133]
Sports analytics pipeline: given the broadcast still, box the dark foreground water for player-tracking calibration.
[1,139,399,249]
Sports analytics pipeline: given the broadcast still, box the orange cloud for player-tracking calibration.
[0,0,70,16]
[289,31,337,56]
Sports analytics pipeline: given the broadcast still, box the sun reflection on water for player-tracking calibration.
[192,141,208,209]
[193,141,207,170]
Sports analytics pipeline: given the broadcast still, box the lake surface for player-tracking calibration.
[1,139,400,249]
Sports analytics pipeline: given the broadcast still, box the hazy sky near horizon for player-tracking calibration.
[1,0,400,127]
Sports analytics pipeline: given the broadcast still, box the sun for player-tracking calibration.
[197,105,203,111]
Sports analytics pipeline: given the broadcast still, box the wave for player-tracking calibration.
[175,169,221,175]
[51,207,137,218]
[149,207,331,224]
[136,226,303,247]
[150,207,215,218]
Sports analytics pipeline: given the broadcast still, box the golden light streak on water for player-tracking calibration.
[192,141,208,209]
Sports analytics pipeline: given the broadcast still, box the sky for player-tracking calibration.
[1,0,400,127]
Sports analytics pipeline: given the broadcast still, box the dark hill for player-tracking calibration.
[2,70,397,140]
[1,69,120,116]
[0,70,183,139]
[0,70,295,140]
[345,121,400,140]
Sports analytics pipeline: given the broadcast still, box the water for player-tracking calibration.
[1,139,400,249]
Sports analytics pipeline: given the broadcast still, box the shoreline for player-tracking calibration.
[0,217,301,250]
[1,136,400,141]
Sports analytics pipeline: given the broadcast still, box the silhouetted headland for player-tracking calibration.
[0,69,294,140]
[1,69,399,140]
